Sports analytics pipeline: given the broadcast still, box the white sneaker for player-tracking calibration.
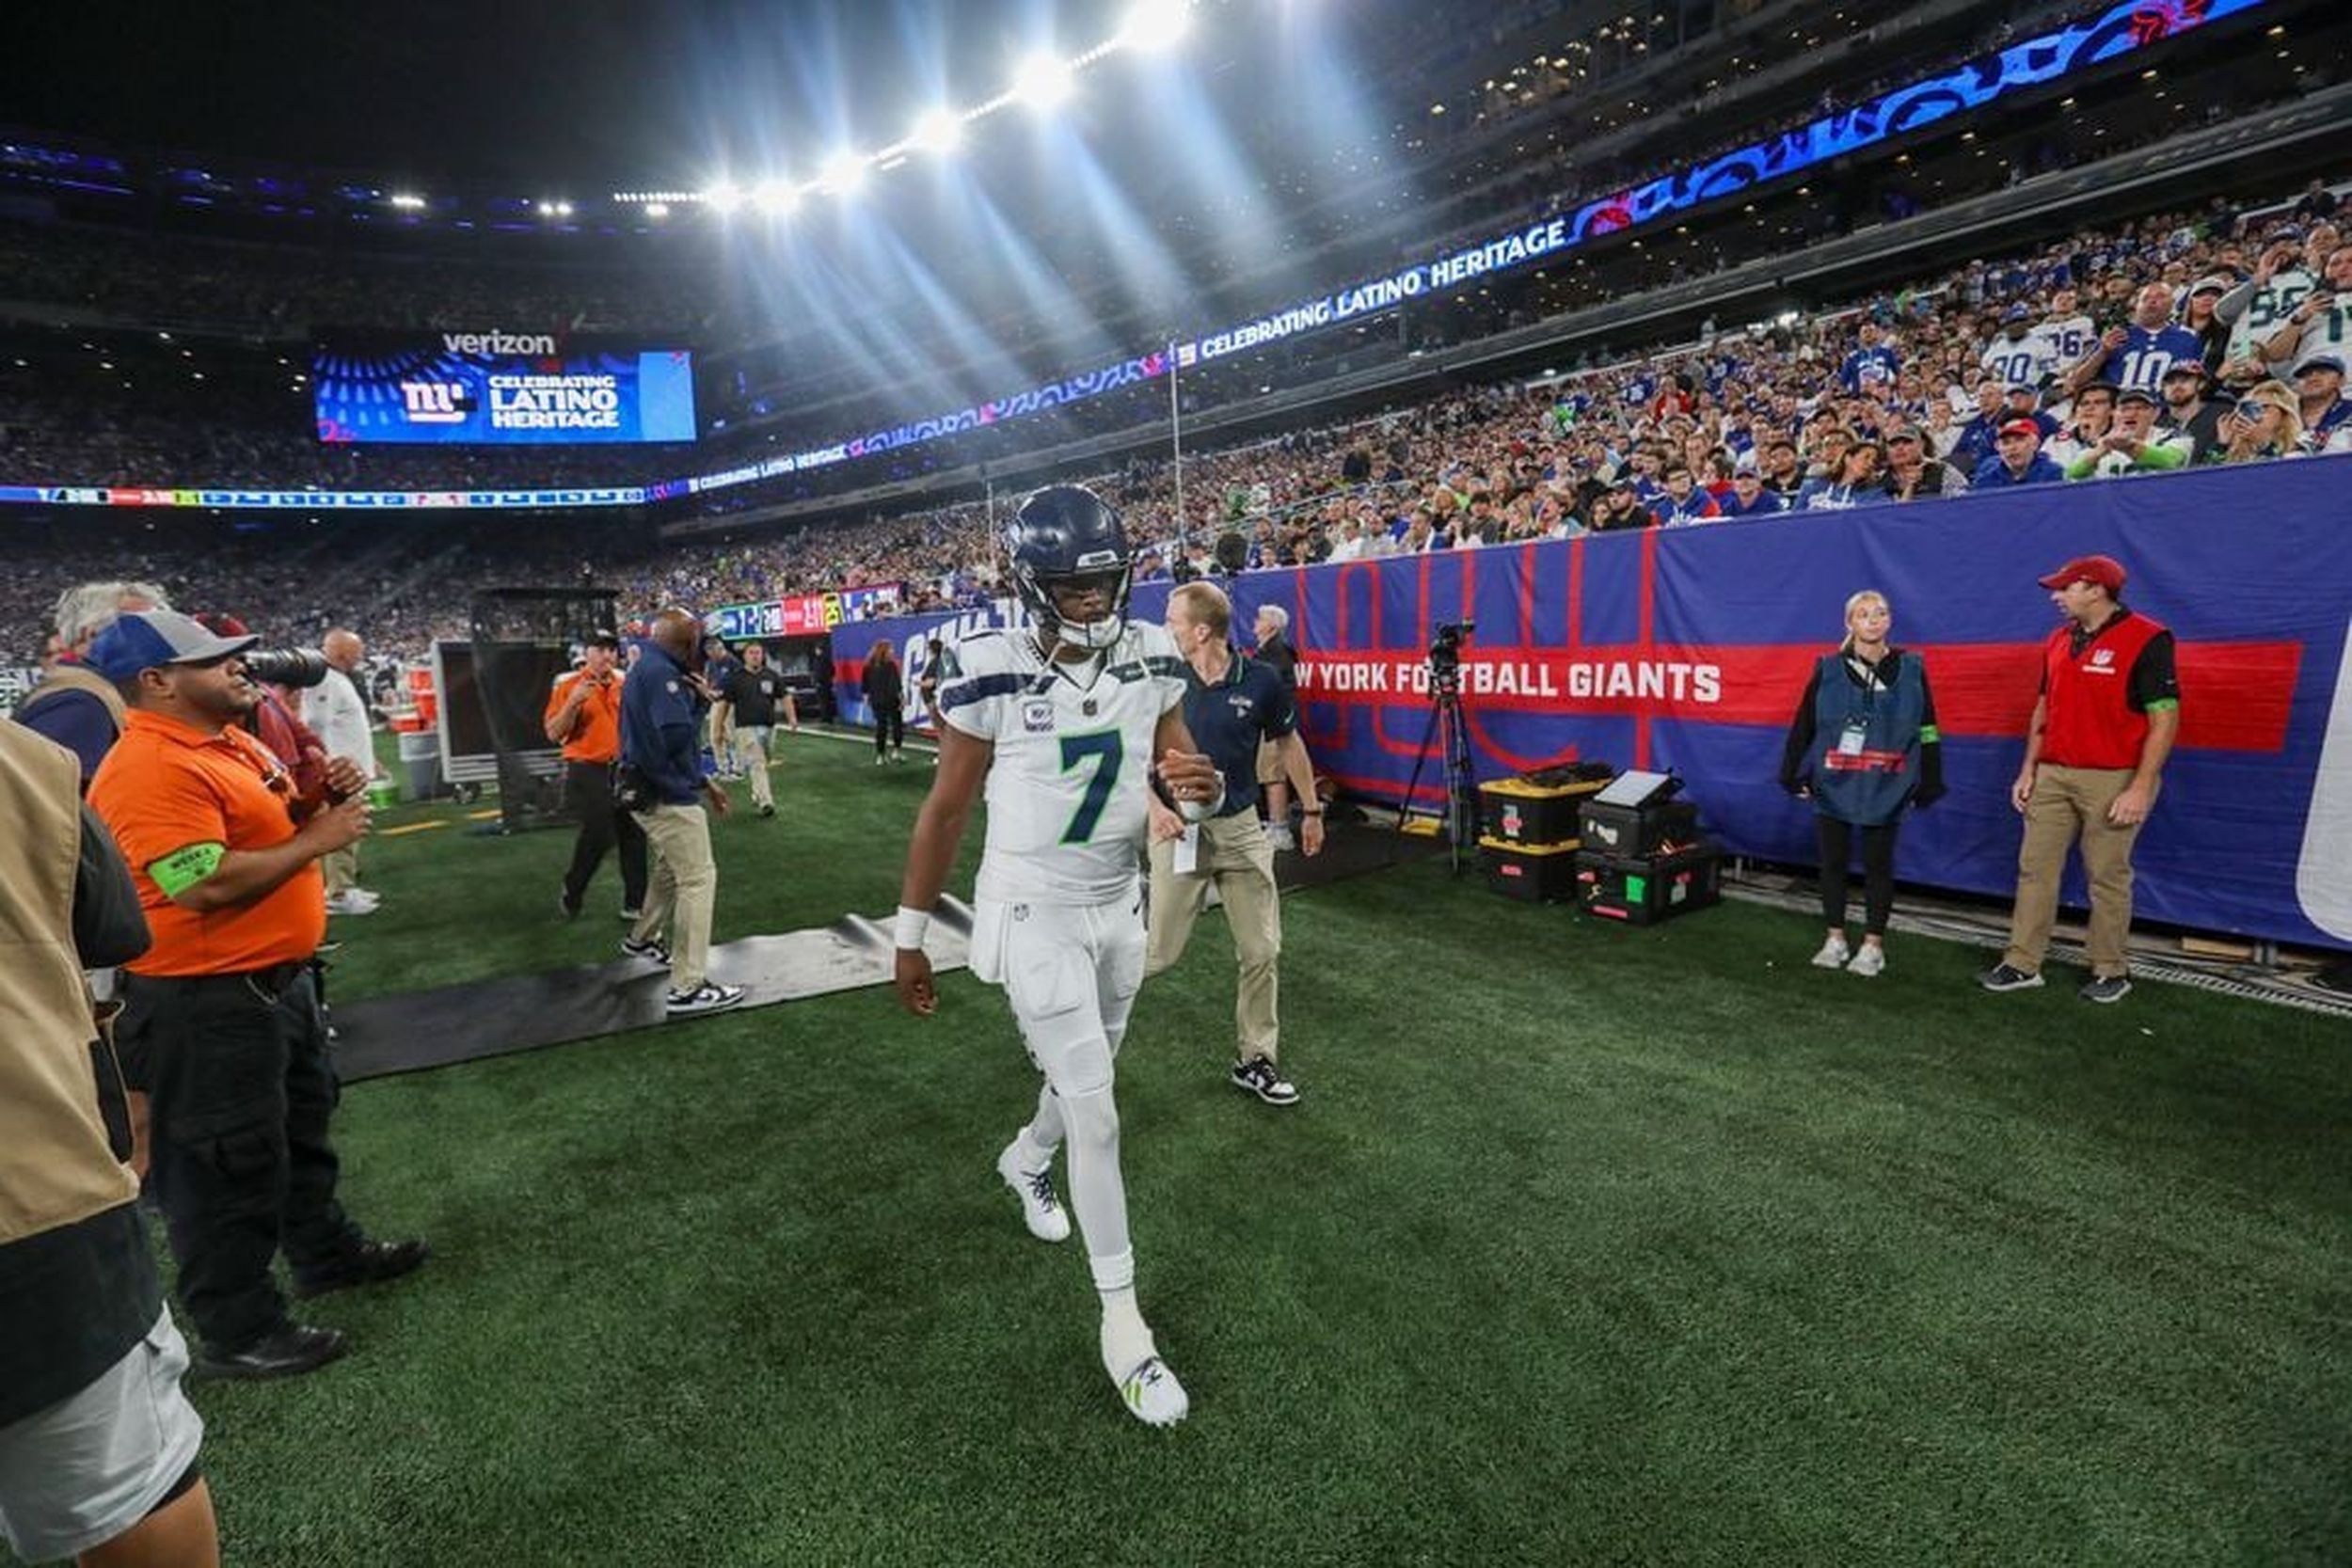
[663,982,745,1017]
[995,1142,1071,1243]
[1114,1355,1189,1428]
[1847,943,1885,978]
[1809,934,1850,969]
[326,892,378,917]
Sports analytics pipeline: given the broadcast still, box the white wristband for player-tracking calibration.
[894,906,931,950]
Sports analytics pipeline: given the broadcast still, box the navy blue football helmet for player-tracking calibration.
[1007,484,1134,651]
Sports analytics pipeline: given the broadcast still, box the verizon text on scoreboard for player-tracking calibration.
[312,330,698,446]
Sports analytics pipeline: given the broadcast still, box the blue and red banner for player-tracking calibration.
[832,460,2352,950]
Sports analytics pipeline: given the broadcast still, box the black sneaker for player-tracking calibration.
[1229,1054,1300,1106]
[559,886,583,920]
[197,1323,349,1382]
[665,982,746,1017]
[292,1238,431,1299]
[1978,962,2044,992]
[2078,974,2133,1005]
[621,935,671,966]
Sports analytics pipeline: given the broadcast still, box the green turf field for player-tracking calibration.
[53,733,2351,1566]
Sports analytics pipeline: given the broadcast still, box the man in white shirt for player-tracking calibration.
[310,629,381,916]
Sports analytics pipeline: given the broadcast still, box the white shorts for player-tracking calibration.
[970,888,1148,1093]
[0,1307,205,1564]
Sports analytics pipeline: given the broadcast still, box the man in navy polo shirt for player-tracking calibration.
[619,610,742,1017]
[1143,582,1323,1106]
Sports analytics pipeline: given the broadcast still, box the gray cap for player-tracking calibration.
[86,610,258,682]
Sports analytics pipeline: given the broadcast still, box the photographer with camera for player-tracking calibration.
[547,630,647,921]
[85,610,428,1383]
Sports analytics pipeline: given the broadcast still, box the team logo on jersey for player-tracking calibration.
[2091,649,2116,669]
[1022,696,1056,733]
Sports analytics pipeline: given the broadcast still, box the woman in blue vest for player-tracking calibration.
[1778,591,1944,975]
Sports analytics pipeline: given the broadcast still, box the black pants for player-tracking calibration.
[1817,816,1899,936]
[564,760,648,910]
[117,967,363,1354]
[874,704,904,756]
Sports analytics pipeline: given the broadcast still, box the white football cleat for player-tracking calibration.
[1115,1356,1189,1428]
[1846,942,1886,977]
[994,1142,1071,1243]
[1809,934,1850,969]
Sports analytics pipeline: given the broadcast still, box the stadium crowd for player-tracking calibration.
[4,176,2346,675]
[0,224,712,336]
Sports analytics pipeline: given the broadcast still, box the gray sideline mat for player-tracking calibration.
[330,822,1436,1082]
[332,899,975,1082]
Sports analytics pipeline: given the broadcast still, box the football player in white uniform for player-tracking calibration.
[895,484,1220,1428]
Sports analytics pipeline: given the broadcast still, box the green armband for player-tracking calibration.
[149,842,226,897]
[2143,697,2180,713]
[1917,724,1941,743]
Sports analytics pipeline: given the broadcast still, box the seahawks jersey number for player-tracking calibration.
[1058,731,1123,844]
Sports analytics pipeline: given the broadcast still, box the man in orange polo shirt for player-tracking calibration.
[546,628,647,921]
[87,610,428,1382]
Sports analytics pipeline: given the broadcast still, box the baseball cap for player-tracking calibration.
[585,627,621,648]
[2294,351,2346,376]
[2037,554,2126,593]
[2004,381,2039,397]
[1997,418,2043,439]
[2160,360,2206,382]
[2003,303,2032,322]
[87,609,258,682]
[1886,423,1925,442]
[2116,387,2157,406]
[2189,275,2231,296]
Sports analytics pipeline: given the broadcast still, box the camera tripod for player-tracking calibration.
[1393,658,1480,873]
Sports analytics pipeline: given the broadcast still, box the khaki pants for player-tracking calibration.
[730,726,773,809]
[631,802,718,992]
[323,845,358,897]
[2002,764,2152,980]
[1145,811,1284,1063]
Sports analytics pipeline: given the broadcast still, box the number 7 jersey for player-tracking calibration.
[937,621,1191,904]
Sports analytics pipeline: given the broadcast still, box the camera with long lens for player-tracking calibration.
[238,646,332,689]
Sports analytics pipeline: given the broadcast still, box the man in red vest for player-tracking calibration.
[1980,555,2179,1004]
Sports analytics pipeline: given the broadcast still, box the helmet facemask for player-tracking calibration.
[1018,562,1132,652]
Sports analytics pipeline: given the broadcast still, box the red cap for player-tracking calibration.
[1997,418,2042,439]
[195,612,252,637]
[2037,555,2125,593]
